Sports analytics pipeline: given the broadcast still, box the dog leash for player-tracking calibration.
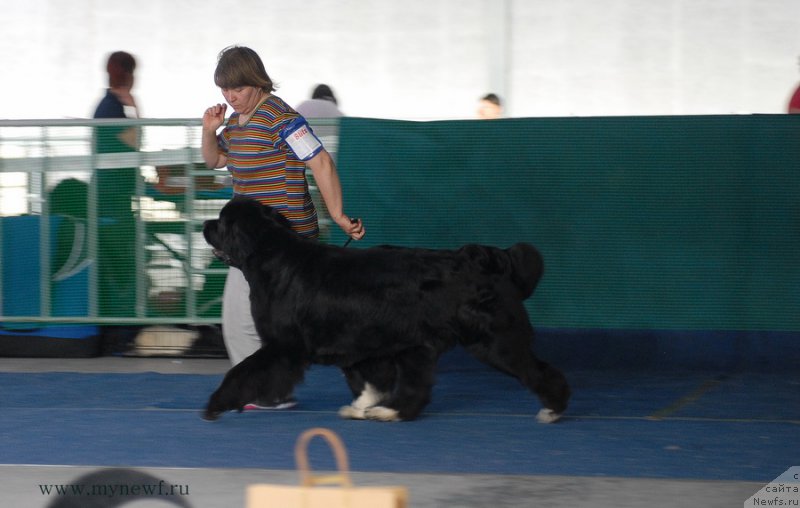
[342,217,361,248]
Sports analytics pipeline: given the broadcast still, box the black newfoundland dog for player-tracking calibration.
[202,197,570,423]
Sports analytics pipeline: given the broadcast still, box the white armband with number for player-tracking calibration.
[279,117,323,161]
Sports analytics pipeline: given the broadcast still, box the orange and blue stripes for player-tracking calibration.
[218,95,319,238]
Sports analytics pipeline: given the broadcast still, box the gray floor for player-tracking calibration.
[0,358,766,508]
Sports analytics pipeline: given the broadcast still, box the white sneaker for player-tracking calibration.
[243,397,298,411]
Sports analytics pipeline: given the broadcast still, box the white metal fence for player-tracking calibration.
[0,118,337,326]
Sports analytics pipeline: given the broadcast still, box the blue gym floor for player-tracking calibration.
[0,353,796,483]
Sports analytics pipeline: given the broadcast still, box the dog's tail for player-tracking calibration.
[507,243,544,299]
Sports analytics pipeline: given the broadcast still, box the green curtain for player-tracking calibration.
[334,115,800,332]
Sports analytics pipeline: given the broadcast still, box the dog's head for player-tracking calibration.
[203,197,293,268]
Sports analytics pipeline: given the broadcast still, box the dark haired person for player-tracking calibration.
[295,83,343,119]
[788,57,800,114]
[200,46,364,410]
[477,92,503,119]
[93,51,141,320]
[94,51,139,123]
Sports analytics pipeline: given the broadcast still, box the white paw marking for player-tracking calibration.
[364,406,401,422]
[340,383,389,420]
[338,405,367,419]
[352,382,386,410]
[536,408,562,424]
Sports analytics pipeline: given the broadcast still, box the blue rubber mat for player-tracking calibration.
[0,366,797,482]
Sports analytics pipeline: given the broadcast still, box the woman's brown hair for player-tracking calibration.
[214,46,275,92]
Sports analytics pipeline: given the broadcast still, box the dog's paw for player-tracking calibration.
[364,406,401,422]
[338,405,367,420]
[202,409,223,421]
[536,408,562,424]
[352,382,386,410]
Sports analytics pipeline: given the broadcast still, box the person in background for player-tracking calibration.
[295,83,343,119]
[788,57,800,114]
[92,51,141,321]
[295,84,344,239]
[477,93,503,119]
[201,46,364,410]
[94,51,140,141]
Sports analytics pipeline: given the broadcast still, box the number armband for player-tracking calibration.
[279,117,323,161]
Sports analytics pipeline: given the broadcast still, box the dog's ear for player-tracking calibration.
[227,216,257,261]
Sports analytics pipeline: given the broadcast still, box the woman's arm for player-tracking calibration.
[306,149,365,240]
[201,104,229,168]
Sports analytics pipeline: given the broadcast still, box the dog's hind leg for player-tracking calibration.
[363,346,437,422]
[463,310,570,423]
[339,359,394,420]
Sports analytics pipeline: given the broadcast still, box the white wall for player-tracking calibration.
[1,0,798,120]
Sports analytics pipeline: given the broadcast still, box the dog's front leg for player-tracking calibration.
[203,345,303,421]
[203,359,255,421]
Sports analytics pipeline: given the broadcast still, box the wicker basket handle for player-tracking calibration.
[294,427,354,488]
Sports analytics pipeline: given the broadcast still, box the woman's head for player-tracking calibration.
[214,46,275,93]
[477,93,503,119]
[311,84,337,104]
[106,51,136,88]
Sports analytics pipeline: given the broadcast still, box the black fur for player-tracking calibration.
[202,197,570,422]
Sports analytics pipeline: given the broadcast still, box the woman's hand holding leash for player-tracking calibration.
[341,216,364,247]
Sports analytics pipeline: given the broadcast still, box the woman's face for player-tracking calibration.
[477,99,502,119]
[221,86,263,115]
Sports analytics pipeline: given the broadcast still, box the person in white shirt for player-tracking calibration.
[295,84,343,119]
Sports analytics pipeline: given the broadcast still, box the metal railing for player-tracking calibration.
[0,117,338,326]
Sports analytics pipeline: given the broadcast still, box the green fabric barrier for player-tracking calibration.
[333,115,800,332]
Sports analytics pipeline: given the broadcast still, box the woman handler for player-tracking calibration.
[201,46,364,409]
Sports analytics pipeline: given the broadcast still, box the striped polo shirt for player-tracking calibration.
[218,95,319,238]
